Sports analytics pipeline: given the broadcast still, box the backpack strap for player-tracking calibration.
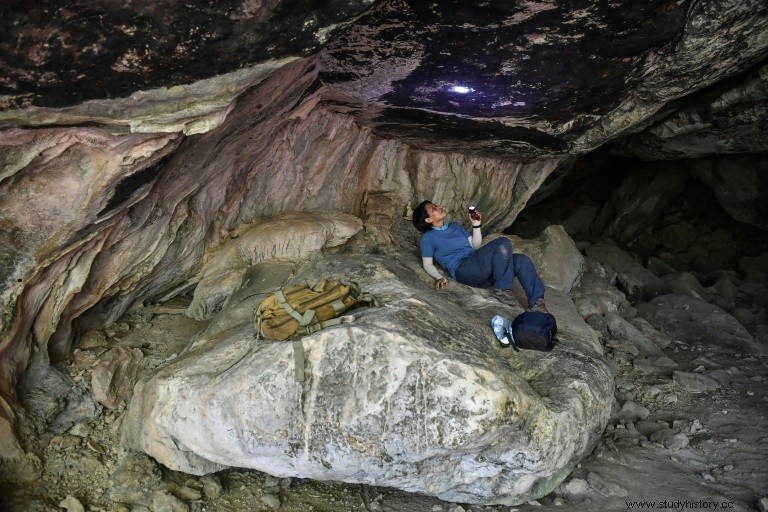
[292,339,305,382]
[275,290,317,382]
[299,314,355,334]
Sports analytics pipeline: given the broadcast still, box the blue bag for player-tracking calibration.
[491,312,558,352]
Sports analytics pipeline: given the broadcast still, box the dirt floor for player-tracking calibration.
[1,293,767,512]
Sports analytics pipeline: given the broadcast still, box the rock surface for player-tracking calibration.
[637,294,765,355]
[0,0,767,507]
[123,253,612,506]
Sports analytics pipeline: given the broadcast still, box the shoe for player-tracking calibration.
[529,298,549,313]
[494,288,517,306]
[491,315,511,346]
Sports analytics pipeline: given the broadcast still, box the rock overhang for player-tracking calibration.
[3,0,767,159]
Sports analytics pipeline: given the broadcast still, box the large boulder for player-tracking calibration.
[499,224,586,294]
[585,239,671,301]
[122,254,612,506]
[637,293,765,355]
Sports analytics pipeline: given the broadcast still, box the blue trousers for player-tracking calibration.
[454,237,545,307]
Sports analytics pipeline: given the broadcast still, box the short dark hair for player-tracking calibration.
[412,200,432,233]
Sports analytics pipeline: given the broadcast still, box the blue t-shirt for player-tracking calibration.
[419,222,473,278]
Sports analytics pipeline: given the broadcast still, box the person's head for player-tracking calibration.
[412,200,448,233]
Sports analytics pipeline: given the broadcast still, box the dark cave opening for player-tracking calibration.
[508,148,768,282]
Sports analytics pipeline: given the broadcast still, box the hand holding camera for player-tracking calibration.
[468,206,482,226]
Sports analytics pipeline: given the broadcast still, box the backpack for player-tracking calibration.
[491,312,558,352]
[254,279,377,380]
[510,311,558,351]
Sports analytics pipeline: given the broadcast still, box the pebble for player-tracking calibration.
[664,433,690,450]
[176,485,202,501]
[261,494,281,510]
[659,392,678,405]
[200,475,222,499]
[757,497,768,512]
[563,477,590,495]
[701,472,716,482]
[152,491,187,512]
[59,496,85,512]
[673,371,721,392]
[620,401,651,422]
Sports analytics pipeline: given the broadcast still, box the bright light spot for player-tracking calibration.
[451,85,474,94]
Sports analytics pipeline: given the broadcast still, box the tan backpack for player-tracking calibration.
[254,279,377,380]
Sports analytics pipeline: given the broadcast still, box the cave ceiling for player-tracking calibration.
[2,0,767,159]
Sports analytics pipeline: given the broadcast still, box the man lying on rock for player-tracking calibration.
[412,200,548,312]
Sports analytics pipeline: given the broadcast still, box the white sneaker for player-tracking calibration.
[491,315,511,346]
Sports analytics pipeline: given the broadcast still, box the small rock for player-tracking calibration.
[175,485,202,501]
[649,429,675,445]
[756,497,768,512]
[635,420,668,437]
[261,494,281,510]
[664,433,690,450]
[620,401,650,422]
[68,423,92,437]
[653,356,678,369]
[152,490,188,512]
[673,371,721,392]
[59,496,85,512]
[691,356,720,369]
[701,472,716,482]
[200,475,222,498]
[704,369,731,387]
[659,392,678,405]
[563,477,590,495]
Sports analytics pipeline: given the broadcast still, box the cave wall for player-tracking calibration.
[0,58,561,457]
[1,0,768,464]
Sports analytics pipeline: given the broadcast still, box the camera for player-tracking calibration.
[468,206,480,221]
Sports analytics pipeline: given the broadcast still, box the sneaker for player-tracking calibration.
[491,315,511,346]
[494,288,517,306]
[529,298,549,314]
